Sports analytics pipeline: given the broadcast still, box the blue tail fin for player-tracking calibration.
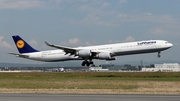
[12,35,39,53]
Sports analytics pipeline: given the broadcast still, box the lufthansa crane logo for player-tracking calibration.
[16,40,25,49]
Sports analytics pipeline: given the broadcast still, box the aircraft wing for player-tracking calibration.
[45,41,77,54]
[8,53,29,58]
[45,41,114,57]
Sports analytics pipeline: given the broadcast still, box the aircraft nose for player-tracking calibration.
[169,43,173,47]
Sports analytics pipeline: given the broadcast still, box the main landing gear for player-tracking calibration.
[157,51,161,58]
[81,60,94,67]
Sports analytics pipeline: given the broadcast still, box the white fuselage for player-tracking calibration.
[19,40,173,62]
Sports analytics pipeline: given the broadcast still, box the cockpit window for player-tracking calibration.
[165,42,168,44]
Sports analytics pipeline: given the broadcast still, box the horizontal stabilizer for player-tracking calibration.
[8,53,29,58]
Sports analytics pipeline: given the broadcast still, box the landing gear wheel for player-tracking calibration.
[157,52,161,58]
[86,61,90,67]
[81,60,94,67]
[81,61,86,66]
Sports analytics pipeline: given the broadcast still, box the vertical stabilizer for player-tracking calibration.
[12,35,39,53]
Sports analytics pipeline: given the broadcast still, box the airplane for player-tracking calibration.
[9,35,173,66]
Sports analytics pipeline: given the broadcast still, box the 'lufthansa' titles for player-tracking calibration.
[137,41,156,45]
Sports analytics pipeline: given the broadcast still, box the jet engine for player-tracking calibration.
[96,52,114,60]
[76,49,92,57]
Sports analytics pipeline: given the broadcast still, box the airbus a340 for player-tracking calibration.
[9,35,173,66]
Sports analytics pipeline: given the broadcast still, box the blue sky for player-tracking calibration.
[0,0,180,65]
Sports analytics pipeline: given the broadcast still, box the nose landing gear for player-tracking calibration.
[157,52,161,58]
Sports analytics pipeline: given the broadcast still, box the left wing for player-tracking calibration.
[45,41,98,57]
[45,41,116,60]
[45,41,77,55]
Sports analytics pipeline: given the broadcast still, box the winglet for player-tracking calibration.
[45,41,53,46]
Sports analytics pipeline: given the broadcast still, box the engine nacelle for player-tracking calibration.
[76,49,92,57]
[96,52,114,60]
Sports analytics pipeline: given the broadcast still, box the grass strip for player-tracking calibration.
[0,72,179,90]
